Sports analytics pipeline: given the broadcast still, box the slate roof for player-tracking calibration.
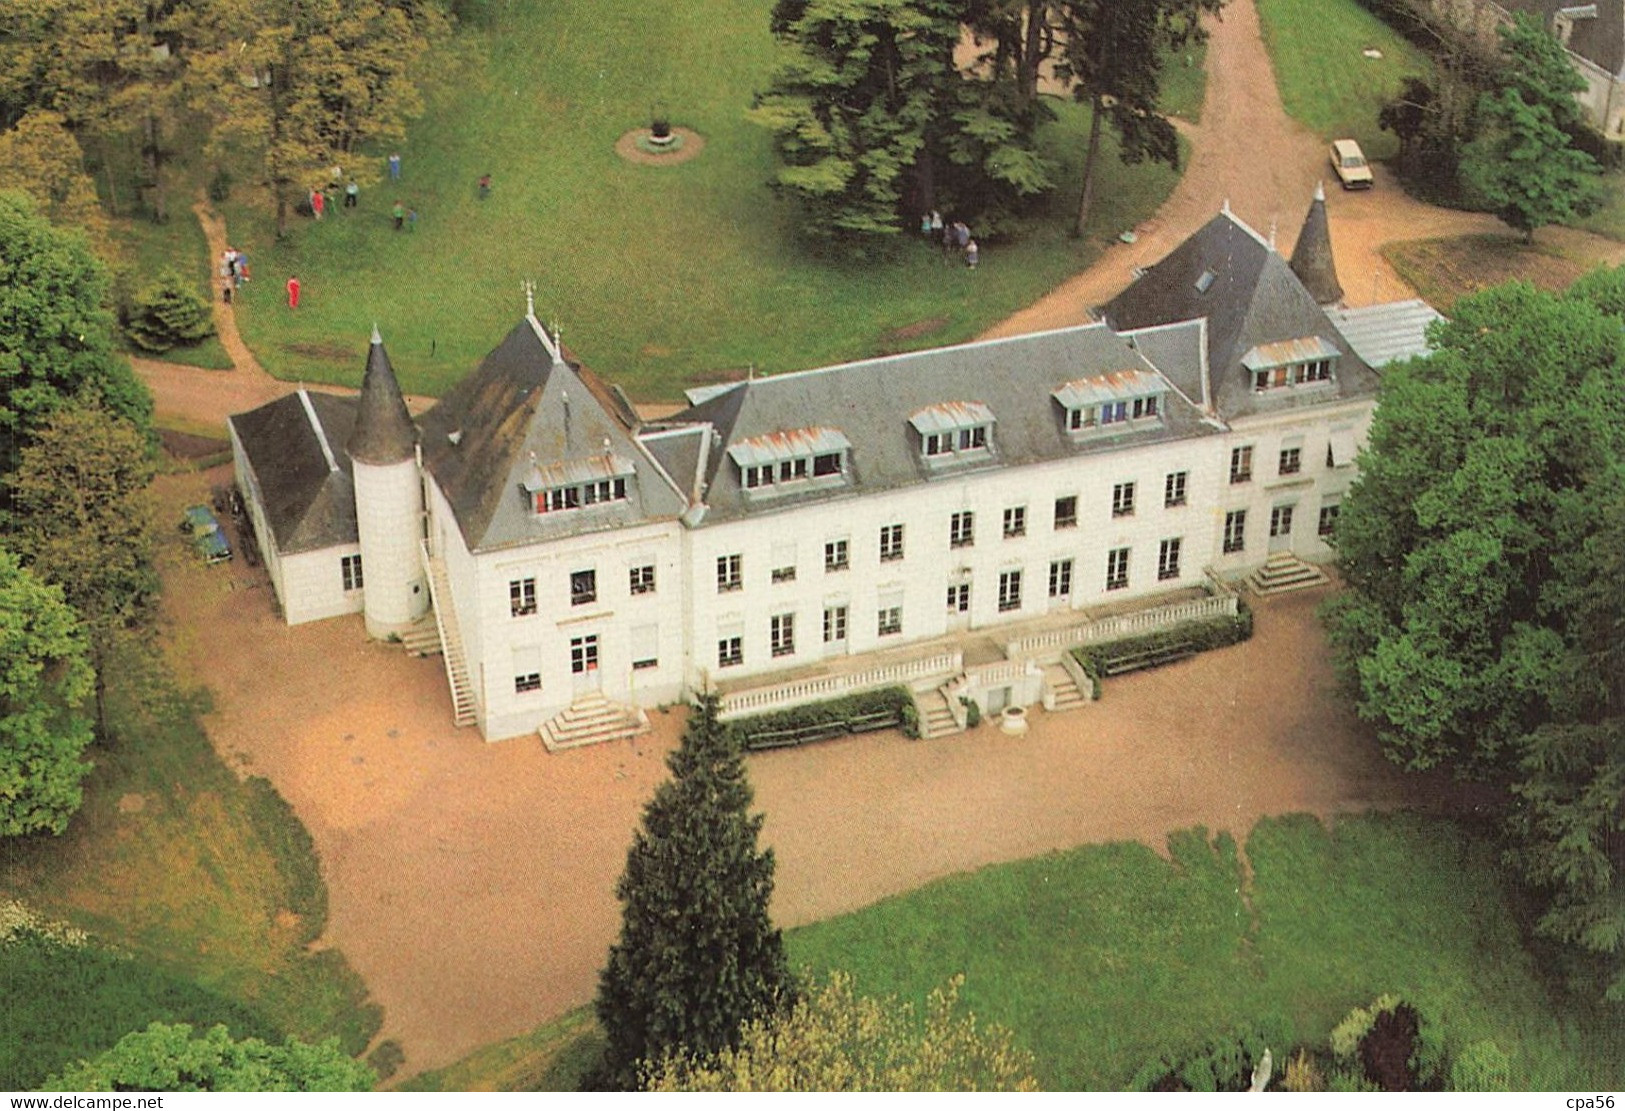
[418,317,687,552]
[1100,208,1380,421]
[1289,184,1344,305]
[229,390,360,555]
[346,329,417,465]
[667,324,1220,526]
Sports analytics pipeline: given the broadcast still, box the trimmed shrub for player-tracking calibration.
[728,686,918,750]
[123,269,214,353]
[1071,605,1253,691]
[960,696,981,728]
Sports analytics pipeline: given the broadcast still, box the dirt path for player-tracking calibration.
[154,463,1465,1079]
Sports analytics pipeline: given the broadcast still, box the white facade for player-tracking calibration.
[352,455,430,638]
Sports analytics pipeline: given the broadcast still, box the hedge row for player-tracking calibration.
[727,686,920,751]
[1071,607,1254,697]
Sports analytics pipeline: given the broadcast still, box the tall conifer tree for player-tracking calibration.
[593,692,792,1089]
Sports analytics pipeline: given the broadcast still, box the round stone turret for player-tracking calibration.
[348,327,429,639]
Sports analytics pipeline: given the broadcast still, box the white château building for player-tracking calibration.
[229,193,1440,745]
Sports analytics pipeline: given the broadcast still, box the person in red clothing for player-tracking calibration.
[286,276,301,308]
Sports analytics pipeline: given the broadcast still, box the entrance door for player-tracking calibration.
[946,579,972,632]
[570,634,601,695]
[1268,504,1295,553]
[986,686,1010,714]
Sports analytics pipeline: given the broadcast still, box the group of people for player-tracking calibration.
[306,153,415,229]
[923,210,979,269]
[218,247,250,303]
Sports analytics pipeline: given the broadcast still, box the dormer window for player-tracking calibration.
[729,427,850,497]
[522,453,636,515]
[910,402,995,466]
[1242,337,1340,393]
[1054,369,1166,439]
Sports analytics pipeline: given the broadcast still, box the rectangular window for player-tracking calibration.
[629,565,656,595]
[958,425,988,451]
[998,569,1023,613]
[950,511,974,549]
[824,539,849,572]
[812,452,842,476]
[879,524,905,562]
[1223,509,1247,554]
[877,605,903,637]
[717,636,743,668]
[1230,445,1254,484]
[570,634,599,674]
[771,613,796,658]
[1295,359,1332,384]
[717,554,742,593]
[513,645,541,694]
[1279,447,1302,475]
[1054,495,1078,530]
[1105,547,1130,592]
[631,625,658,670]
[1158,538,1182,581]
[743,463,774,489]
[341,554,363,592]
[1101,400,1129,425]
[1112,481,1136,518]
[1270,504,1295,538]
[1049,558,1073,598]
[1003,506,1027,538]
[570,568,597,607]
[771,542,797,584]
[1319,503,1340,537]
[1165,471,1188,508]
[1068,407,1095,431]
[946,582,970,613]
[925,432,952,456]
[1132,395,1160,419]
[510,577,537,617]
[823,605,848,644]
[780,457,808,482]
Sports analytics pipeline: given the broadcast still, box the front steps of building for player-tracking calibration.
[1043,665,1089,711]
[400,616,443,657]
[1247,552,1329,597]
[540,693,650,752]
[916,686,961,739]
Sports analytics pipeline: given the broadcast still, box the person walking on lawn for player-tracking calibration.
[287,276,301,309]
[392,200,405,230]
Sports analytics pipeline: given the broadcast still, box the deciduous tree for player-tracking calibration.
[0,191,151,479]
[0,110,107,243]
[0,549,94,838]
[593,692,793,1089]
[1459,14,1600,242]
[1054,0,1222,236]
[644,972,1038,1091]
[47,1022,375,1091]
[1325,275,1625,998]
[188,0,447,237]
[8,405,158,739]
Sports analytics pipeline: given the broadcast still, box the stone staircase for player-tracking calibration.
[1043,665,1089,712]
[399,616,442,657]
[915,686,962,739]
[540,692,650,752]
[1248,552,1330,597]
[421,548,477,728]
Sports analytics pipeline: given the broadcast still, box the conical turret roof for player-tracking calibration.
[1289,182,1343,306]
[347,326,418,465]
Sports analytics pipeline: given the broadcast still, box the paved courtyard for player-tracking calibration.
[154,466,1465,1079]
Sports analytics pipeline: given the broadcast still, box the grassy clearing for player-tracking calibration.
[219,0,1182,401]
[785,813,1625,1091]
[0,514,381,1085]
[398,1010,602,1092]
[1160,37,1209,124]
[1255,0,1432,159]
[1383,234,1594,310]
[1573,172,1625,242]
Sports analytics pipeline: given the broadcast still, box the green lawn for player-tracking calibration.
[785,814,1625,1091]
[0,533,380,1085]
[1255,0,1432,159]
[414,811,1622,1091]
[219,0,1184,402]
[1574,170,1625,241]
